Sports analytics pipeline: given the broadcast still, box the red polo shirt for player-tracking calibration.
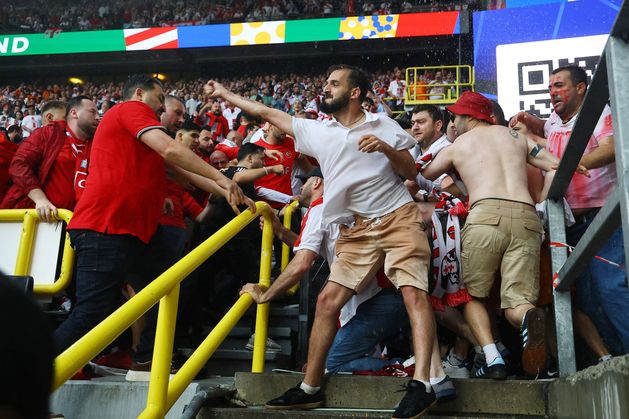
[68,101,166,243]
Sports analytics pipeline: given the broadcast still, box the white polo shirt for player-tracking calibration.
[292,110,415,225]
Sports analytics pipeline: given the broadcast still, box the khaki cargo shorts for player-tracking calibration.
[461,199,543,309]
[329,202,430,293]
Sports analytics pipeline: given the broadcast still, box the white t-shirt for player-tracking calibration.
[222,107,241,130]
[544,105,615,209]
[21,114,42,137]
[292,110,415,225]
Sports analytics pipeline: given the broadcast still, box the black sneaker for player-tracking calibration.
[521,307,547,376]
[474,361,507,379]
[392,380,437,419]
[265,384,324,410]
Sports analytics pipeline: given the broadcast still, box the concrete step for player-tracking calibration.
[50,376,235,419]
[198,407,543,418]
[233,373,549,417]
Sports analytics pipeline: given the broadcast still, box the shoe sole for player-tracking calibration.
[265,401,323,410]
[392,398,437,419]
[522,308,547,376]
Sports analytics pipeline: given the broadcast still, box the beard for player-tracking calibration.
[320,91,351,114]
[78,120,97,138]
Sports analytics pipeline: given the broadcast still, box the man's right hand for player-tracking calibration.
[34,197,58,223]
[509,111,543,129]
[269,164,284,175]
[240,283,269,304]
[204,80,227,99]
[259,210,282,234]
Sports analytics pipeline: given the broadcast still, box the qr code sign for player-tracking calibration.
[517,56,599,118]
[496,35,607,119]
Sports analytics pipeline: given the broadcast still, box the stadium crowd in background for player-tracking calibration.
[1,58,627,417]
[0,0,483,34]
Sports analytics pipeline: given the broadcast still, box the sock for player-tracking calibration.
[447,349,466,366]
[429,376,446,385]
[495,340,510,357]
[300,382,320,395]
[482,343,502,365]
[415,379,432,393]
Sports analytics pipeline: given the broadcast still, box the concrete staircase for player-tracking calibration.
[50,355,629,418]
[197,304,300,375]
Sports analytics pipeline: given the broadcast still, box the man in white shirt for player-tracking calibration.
[20,105,42,138]
[207,64,437,418]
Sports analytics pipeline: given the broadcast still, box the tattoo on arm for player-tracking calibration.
[529,143,544,157]
[508,129,519,139]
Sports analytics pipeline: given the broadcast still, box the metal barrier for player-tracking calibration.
[282,200,300,296]
[0,208,74,295]
[52,202,276,418]
[404,65,475,106]
[547,3,629,376]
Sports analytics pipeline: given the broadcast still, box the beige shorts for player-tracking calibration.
[461,199,543,309]
[329,202,430,292]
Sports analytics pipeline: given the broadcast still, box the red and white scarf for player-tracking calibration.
[430,192,472,311]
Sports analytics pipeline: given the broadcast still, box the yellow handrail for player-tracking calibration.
[53,201,275,410]
[281,200,299,272]
[280,201,301,297]
[0,209,74,295]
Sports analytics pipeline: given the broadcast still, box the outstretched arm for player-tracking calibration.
[240,249,319,304]
[205,80,294,137]
[421,145,455,181]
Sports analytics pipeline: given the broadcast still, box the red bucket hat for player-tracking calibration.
[446,91,493,124]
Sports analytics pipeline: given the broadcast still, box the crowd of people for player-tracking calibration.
[0,66,463,140]
[1,61,627,419]
[0,0,482,34]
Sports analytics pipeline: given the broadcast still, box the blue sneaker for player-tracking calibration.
[474,358,507,379]
[432,376,457,404]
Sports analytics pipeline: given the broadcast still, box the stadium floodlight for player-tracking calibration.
[68,77,84,85]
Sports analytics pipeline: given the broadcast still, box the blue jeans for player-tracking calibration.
[567,213,629,354]
[53,227,180,360]
[53,230,144,356]
[326,288,409,373]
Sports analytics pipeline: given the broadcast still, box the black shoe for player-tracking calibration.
[265,384,324,410]
[521,307,547,376]
[474,361,507,379]
[392,380,437,419]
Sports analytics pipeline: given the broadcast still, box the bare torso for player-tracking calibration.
[451,125,534,206]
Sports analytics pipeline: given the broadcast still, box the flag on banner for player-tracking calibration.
[124,27,178,51]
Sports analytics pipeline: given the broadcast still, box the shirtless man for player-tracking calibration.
[422,91,569,378]
[207,65,437,418]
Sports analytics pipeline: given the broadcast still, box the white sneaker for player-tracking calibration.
[442,355,470,379]
[245,333,282,352]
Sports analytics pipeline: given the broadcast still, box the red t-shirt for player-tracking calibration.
[0,132,18,201]
[159,178,203,229]
[68,101,166,243]
[42,129,89,210]
[214,143,239,160]
[253,135,298,198]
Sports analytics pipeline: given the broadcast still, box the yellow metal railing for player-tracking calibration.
[0,209,74,295]
[52,202,276,418]
[404,65,475,106]
[281,200,300,296]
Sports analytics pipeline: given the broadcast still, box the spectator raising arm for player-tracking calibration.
[204,80,295,138]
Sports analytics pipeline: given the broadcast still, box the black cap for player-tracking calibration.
[296,166,323,182]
